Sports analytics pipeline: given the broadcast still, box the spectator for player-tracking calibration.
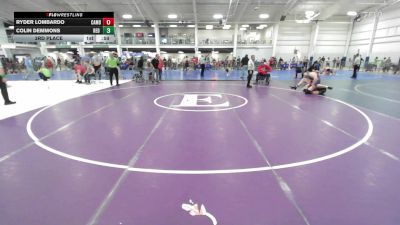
[57,57,62,71]
[46,56,54,72]
[151,54,160,83]
[91,53,103,80]
[74,61,86,84]
[247,55,255,88]
[200,55,206,77]
[158,55,164,81]
[83,61,95,84]
[295,61,304,78]
[0,60,15,105]
[38,66,52,81]
[240,55,249,79]
[24,55,35,80]
[184,56,189,71]
[351,54,361,79]
[256,60,272,83]
[340,57,346,69]
[135,56,144,80]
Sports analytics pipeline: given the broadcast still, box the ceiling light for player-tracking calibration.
[8,26,14,29]
[305,11,315,18]
[151,25,155,27]
[223,25,231,29]
[169,25,178,27]
[178,51,184,54]
[257,25,268,29]
[122,14,132,19]
[213,14,223,19]
[118,25,123,27]
[187,24,195,28]
[347,11,357,16]
[240,27,246,30]
[241,24,249,27]
[259,14,269,19]
[168,14,178,19]
[132,25,141,27]
[206,25,213,30]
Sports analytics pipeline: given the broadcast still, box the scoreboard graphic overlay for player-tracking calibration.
[14,12,115,43]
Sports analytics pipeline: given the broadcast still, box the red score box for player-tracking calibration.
[102,18,114,26]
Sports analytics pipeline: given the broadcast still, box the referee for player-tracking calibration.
[106,52,120,86]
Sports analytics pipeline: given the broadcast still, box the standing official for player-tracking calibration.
[106,52,120,86]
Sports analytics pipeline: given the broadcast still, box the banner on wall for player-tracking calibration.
[135,32,144,37]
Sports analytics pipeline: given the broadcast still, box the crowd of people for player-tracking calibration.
[0,56,64,75]
[1,52,398,79]
[367,56,396,72]
[1,50,399,105]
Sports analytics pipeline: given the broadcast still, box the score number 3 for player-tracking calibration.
[102,26,115,34]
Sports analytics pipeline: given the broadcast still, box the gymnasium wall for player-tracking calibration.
[275,23,311,61]
[10,48,42,58]
[236,47,272,61]
[314,22,349,59]
[198,29,234,43]
[349,7,400,62]
[2,6,400,64]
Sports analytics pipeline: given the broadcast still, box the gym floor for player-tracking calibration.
[1,69,400,225]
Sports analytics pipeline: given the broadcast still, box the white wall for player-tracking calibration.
[349,7,400,62]
[236,47,272,61]
[314,23,349,59]
[349,15,374,58]
[275,23,311,60]
[198,29,234,42]
[371,7,400,62]
[10,48,42,57]
[0,22,9,44]
[120,27,154,34]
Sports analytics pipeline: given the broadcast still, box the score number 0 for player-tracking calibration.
[102,18,114,26]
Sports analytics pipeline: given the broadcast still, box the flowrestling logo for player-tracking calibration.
[182,199,217,225]
[154,92,248,112]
